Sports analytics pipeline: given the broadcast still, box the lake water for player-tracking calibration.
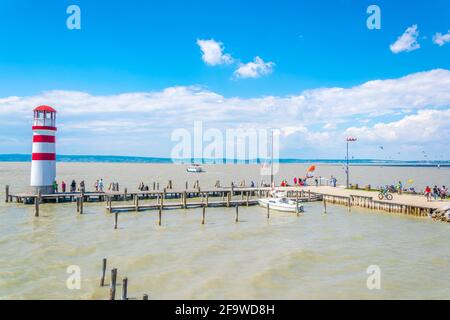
[0,162,449,299]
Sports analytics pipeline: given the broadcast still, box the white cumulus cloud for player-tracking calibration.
[196,39,233,66]
[433,30,450,46]
[390,24,420,54]
[234,56,275,79]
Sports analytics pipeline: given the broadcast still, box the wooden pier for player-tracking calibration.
[4,184,449,222]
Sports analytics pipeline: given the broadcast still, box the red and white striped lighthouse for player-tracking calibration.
[30,105,57,194]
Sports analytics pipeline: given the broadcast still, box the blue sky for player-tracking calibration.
[0,0,450,160]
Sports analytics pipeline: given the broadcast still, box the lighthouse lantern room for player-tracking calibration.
[30,105,57,194]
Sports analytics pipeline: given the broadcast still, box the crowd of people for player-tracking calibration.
[424,185,447,201]
[51,178,120,193]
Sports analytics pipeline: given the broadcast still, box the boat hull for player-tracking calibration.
[258,199,304,213]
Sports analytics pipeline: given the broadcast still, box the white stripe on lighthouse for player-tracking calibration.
[32,142,56,154]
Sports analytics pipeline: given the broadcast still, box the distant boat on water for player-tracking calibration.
[186,164,203,173]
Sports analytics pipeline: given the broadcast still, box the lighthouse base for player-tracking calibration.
[32,185,54,195]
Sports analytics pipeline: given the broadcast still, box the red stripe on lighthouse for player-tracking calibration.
[32,153,56,161]
[33,135,56,143]
[32,126,57,131]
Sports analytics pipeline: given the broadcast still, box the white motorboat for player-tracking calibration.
[258,197,304,213]
[186,164,203,173]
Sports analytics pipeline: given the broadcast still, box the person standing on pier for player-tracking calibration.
[98,179,104,192]
[53,180,58,193]
[70,180,76,193]
[61,181,66,193]
[424,186,432,201]
[94,180,99,192]
[80,180,85,193]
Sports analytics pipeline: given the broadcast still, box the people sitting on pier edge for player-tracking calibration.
[61,181,66,193]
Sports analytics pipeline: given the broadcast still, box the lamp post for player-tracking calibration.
[346,137,357,188]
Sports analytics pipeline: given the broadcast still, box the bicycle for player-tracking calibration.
[378,189,393,200]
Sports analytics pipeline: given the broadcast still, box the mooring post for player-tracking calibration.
[143,294,149,300]
[183,191,187,208]
[5,185,9,203]
[267,203,270,219]
[158,207,162,226]
[134,194,139,212]
[100,258,107,286]
[108,196,112,213]
[235,205,239,223]
[76,197,80,212]
[246,192,249,206]
[34,191,40,217]
[201,205,206,225]
[80,190,84,214]
[110,268,117,300]
[114,212,118,229]
[348,197,351,212]
[323,198,327,214]
[226,192,230,207]
[121,277,128,300]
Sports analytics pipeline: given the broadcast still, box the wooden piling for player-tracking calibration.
[121,277,128,300]
[100,258,107,286]
[158,207,162,226]
[5,185,9,203]
[323,198,327,214]
[134,194,139,212]
[114,212,118,229]
[34,193,40,217]
[246,192,249,206]
[183,191,187,208]
[347,197,351,212]
[124,188,128,201]
[110,268,117,300]
[201,206,205,225]
[267,203,270,219]
[235,205,239,222]
[76,197,80,212]
[80,191,84,214]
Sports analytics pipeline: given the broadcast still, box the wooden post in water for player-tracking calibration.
[267,203,270,219]
[153,182,156,190]
[100,258,107,286]
[114,212,118,229]
[110,268,117,300]
[246,192,249,207]
[185,181,188,190]
[5,185,9,203]
[108,196,112,213]
[143,294,149,300]
[158,207,162,226]
[34,192,40,217]
[235,205,239,223]
[347,197,351,212]
[76,197,80,213]
[323,198,327,214]
[80,190,84,214]
[121,277,128,300]
[226,192,230,207]
[124,188,128,201]
[134,194,139,212]
[183,191,187,208]
[201,205,206,225]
